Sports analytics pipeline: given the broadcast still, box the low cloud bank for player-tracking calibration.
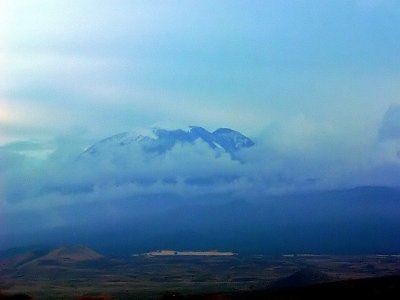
[1,109,400,240]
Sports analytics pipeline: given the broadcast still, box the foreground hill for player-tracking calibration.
[271,268,335,289]
[163,275,400,299]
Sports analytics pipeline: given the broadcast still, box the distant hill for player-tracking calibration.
[0,246,49,269]
[34,245,103,265]
[6,186,400,256]
[0,245,103,268]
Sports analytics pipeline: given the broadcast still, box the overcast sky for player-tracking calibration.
[1,0,400,144]
[2,1,400,245]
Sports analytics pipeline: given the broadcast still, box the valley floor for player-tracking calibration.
[1,254,400,299]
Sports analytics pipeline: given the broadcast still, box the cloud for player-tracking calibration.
[379,104,400,141]
[0,117,390,206]
[2,1,400,245]
[0,112,393,208]
[1,112,400,243]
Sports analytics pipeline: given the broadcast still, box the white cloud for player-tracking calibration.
[0,109,400,238]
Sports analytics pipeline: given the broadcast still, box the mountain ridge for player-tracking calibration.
[81,126,254,159]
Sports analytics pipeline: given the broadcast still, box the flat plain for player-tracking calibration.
[1,247,400,299]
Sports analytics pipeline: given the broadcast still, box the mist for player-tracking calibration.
[1,0,400,255]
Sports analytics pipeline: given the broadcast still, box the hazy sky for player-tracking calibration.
[1,0,400,144]
[1,1,400,247]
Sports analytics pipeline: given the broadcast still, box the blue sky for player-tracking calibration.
[1,0,400,143]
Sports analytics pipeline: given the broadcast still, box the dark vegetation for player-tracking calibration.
[2,276,399,299]
[162,275,400,299]
[1,246,400,299]
[0,292,34,300]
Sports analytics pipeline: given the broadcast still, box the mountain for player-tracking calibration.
[3,187,398,256]
[17,186,398,256]
[0,246,104,269]
[81,126,254,158]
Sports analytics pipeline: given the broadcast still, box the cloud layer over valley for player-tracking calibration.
[1,1,400,253]
[1,112,400,250]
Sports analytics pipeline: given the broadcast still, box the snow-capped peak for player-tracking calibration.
[80,126,254,159]
[151,121,191,132]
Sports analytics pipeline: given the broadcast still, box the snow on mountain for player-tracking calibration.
[81,126,254,159]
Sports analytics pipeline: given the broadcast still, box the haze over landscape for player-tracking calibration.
[2,1,400,299]
[1,0,400,279]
